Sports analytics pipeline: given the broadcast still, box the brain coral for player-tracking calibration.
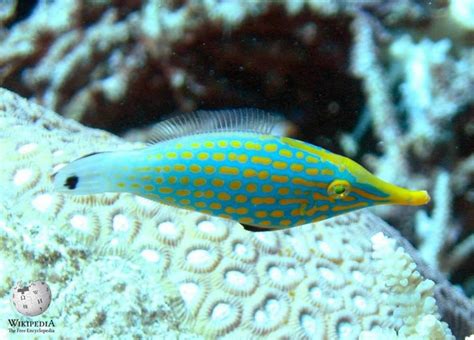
[0,88,463,338]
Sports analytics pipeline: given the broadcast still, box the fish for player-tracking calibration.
[52,109,430,232]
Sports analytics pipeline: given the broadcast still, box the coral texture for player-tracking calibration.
[1,88,470,338]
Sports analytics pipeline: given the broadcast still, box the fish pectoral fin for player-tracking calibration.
[241,223,274,232]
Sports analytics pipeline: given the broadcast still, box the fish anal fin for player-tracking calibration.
[241,223,274,232]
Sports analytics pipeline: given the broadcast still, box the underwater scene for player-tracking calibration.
[0,0,473,339]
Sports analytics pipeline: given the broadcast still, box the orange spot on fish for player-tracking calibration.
[264,144,278,152]
[331,202,368,211]
[182,151,193,159]
[193,178,206,186]
[243,169,257,178]
[245,141,262,150]
[174,164,186,172]
[204,166,216,174]
[219,166,239,176]
[280,198,309,205]
[204,190,215,199]
[271,210,284,218]
[230,140,242,148]
[159,187,173,194]
[306,204,329,216]
[251,197,276,205]
[212,153,226,161]
[271,175,289,183]
[246,183,257,193]
[210,202,222,209]
[235,194,248,203]
[251,156,272,166]
[230,180,242,190]
[197,152,210,160]
[290,164,304,172]
[212,178,224,187]
[273,161,288,170]
[321,168,334,176]
[176,189,191,196]
[190,164,202,173]
[218,192,231,201]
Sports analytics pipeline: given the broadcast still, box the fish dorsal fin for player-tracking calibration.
[148,108,283,143]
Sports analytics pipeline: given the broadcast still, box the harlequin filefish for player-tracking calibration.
[53,109,430,232]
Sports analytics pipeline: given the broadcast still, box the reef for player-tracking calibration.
[1,88,473,338]
[1,0,474,337]
[1,0,473,297]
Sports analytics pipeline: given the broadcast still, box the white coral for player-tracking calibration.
[371,232,454,339]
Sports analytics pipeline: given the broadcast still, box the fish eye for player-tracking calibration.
[327,179,351,199]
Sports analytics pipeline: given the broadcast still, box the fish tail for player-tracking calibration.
[52,151,117,194]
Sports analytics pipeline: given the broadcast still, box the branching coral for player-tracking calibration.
[389,35,474,158]
[1,88,471,338]
[416,171,452,271]
[349,14,415,222]
[0,0,364,139]
[348,8,474,297]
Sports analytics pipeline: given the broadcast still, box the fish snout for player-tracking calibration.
[389,188,431,206]
[406,190,430,206]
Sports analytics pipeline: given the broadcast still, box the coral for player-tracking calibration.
[45,256,189,338]
[389,35,474,157]
[350,13,409,186]
[449,0,474,31]
[348,8,474,297]
[416,171,451,271]
[2,0,473,297]
[1,88,471,338]
[371,232,449,338]
[0,0,362,140]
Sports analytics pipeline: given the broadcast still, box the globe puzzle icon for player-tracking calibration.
[11,281,52,317]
